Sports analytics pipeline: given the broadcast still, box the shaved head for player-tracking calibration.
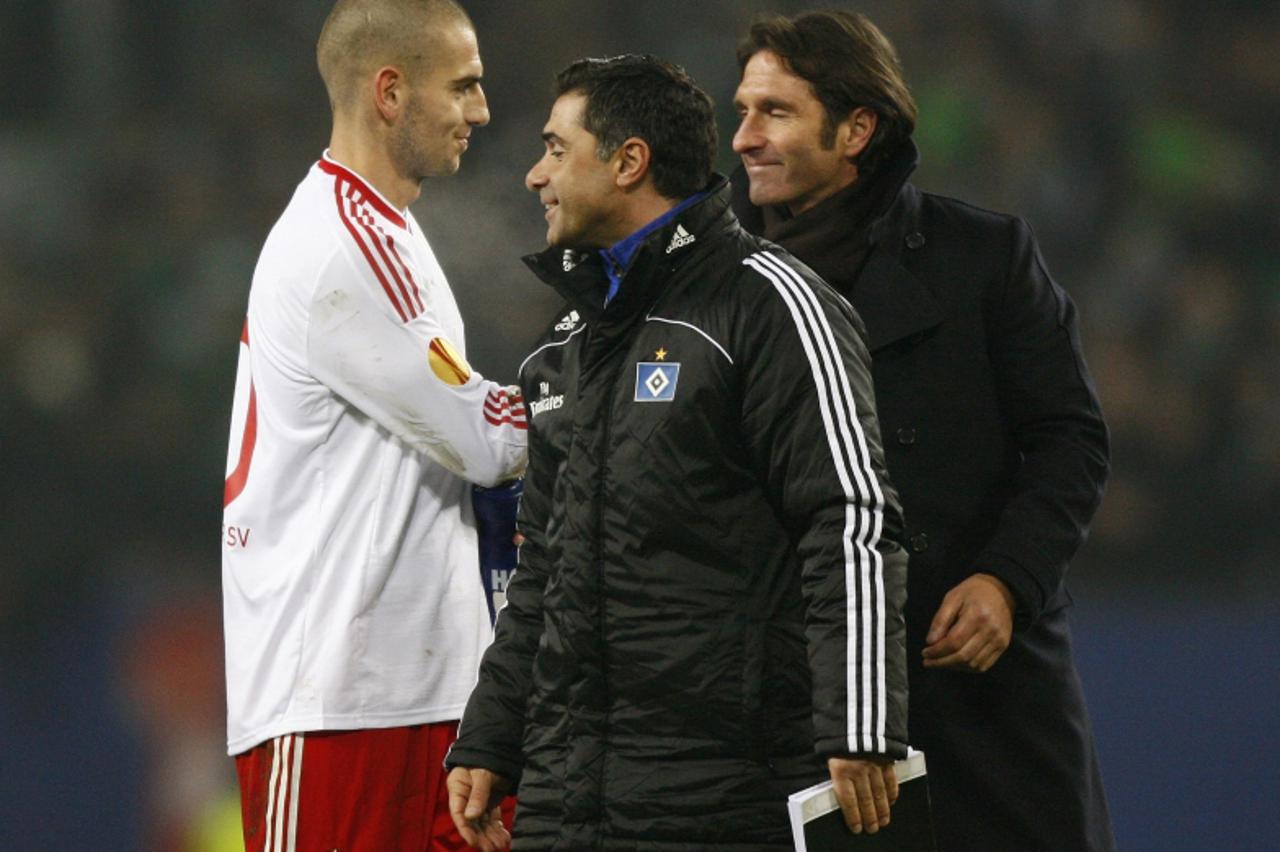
[317,0,471,112]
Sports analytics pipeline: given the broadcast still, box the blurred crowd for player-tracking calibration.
[1,0,1276,847]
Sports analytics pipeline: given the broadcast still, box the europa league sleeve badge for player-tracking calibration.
[428,337,473,386]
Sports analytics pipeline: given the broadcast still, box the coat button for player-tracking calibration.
[905,231,925,249]
[910,533,929,553]
[896,427,917,446]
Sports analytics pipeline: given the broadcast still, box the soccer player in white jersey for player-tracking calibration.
[220,2,525,849]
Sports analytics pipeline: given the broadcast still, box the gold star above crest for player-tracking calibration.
[654,347,668,361]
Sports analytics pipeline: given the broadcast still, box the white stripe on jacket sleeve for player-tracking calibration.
[744,251,888,754]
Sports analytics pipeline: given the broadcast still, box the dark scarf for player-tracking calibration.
[759,142,918,294]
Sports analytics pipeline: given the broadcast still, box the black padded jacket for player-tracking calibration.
[447,178,908,850]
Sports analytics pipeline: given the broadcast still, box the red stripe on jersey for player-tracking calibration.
[240,319,249,345]
[318,158,406,229]
[347,186,421,320]
[484,389,528,430]
[224,383,257,507]
[354,212,420,320]
[384,235,426,315]
[332,180,410,323]
[485,390,526,408]
[484,399,527,418]
[484,413,529,430]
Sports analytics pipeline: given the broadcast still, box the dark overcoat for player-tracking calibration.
[733,146,1116,852]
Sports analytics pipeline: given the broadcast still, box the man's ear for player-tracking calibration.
[840,107,879,161]
[372,66,406,122]
[614,138,652,190]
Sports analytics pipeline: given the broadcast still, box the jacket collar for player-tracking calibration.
[730,142,943,352]
[523,174,735,324]
[600,188,711,304]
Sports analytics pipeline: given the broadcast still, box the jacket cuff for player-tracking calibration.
[442,745,524,791]
[814,736,910,763]
[971,552,1045,630]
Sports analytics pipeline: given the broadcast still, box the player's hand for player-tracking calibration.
[922,572,1015,672]
[827,757,898,834]
[447,766,511,851]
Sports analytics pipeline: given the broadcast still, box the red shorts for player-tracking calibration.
[234,721,515,852]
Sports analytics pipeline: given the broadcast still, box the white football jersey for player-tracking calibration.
[221,152,527,755]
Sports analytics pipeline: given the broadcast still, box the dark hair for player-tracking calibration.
[737,10,917,175]
[555,55,717,200]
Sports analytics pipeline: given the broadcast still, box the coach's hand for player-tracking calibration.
[447,766,511,851]
[922,572,1015,673]
[828,756,898,834]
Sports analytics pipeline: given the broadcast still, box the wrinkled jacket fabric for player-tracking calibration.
[447,179,908,850]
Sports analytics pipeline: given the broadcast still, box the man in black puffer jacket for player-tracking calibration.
[445,54,909,851]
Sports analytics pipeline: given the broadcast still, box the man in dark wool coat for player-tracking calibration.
[730,10,1115,852]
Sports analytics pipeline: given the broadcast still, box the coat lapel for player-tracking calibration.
[851,249,943,352]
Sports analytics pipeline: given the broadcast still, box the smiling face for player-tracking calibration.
[525,92,627,250]
[390,21,490,180]
[732,50,860,215]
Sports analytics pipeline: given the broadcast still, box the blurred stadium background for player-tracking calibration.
[1,0,1276,848]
